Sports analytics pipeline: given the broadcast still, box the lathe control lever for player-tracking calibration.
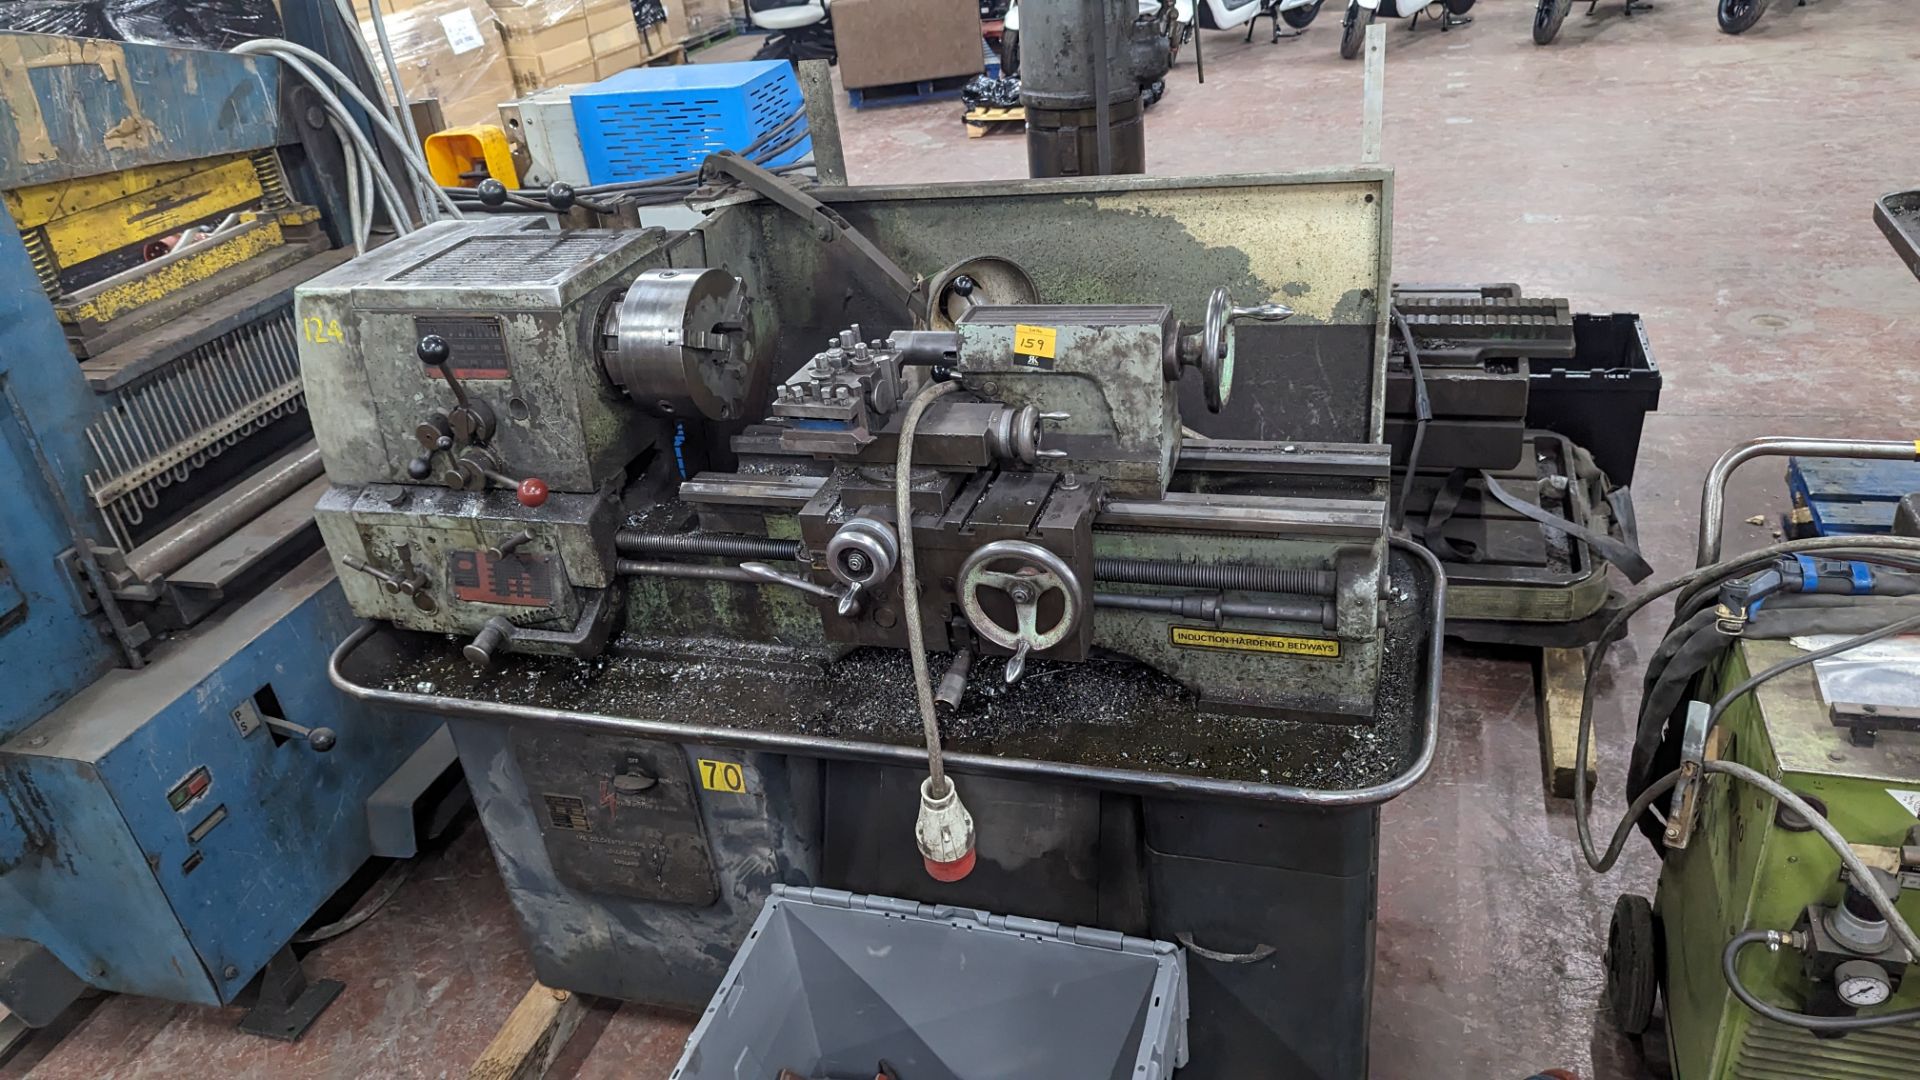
[342,547,437,613]
[738,562,857,613]
[417,334,497,445]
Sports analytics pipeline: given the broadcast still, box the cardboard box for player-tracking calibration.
[587,1,635,32]
[360,0,519,130]
[500,0,673,92]
[507,19,638,70]
[680,0,732,43]
[501,6,633,53]
[490,0,625,33]
[594,43,644,74]
[354,0,427,22]
[831,0,982,89]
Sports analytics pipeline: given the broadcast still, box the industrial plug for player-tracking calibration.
[915,776,976,882]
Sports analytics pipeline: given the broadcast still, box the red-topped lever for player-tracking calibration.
[516,477,549,508]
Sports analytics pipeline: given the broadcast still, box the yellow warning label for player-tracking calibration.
[1013,324,1057,359]
[1169,626,1341,659]
[697,759,749,793]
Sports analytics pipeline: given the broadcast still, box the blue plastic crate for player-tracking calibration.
[568,60,811,185]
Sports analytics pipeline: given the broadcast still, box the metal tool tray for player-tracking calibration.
[331,540,1443,808]
[1875,188,1920,283]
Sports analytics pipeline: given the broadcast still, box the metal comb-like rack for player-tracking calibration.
[83,308,305,551]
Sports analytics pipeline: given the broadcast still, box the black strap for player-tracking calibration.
[1411,468,1654,583]
[1416,468,1479,563]
[1477,471,1655,582]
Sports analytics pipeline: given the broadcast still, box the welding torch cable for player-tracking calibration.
[1569,534,1920,873]
[1669,557,1920,634]
[232,40,465,223]
[895,378,963,796]
[1672,548,1920,626]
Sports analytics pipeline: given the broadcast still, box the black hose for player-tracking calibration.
[1585,769,1680,874]
[614,532,803,560]
[1092,557,1335,596]
[1389,306,1431,532]
[1723,931,1920,1031]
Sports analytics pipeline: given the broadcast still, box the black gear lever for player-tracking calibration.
[418,334,496,445]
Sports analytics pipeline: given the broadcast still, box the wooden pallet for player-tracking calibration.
[847,74,972,109]
[682,23,736,51]
[964,105,1026,138]
[643,44,688,68]
[1787,455,1920,538]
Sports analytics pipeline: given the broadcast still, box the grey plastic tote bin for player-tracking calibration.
[669,885,1190,1080]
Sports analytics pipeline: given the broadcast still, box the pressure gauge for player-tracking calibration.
[1835,959,1894,1008]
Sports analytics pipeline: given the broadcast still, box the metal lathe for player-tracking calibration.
[320,160,1443,1077]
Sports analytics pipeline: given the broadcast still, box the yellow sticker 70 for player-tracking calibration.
[697,759,748,793]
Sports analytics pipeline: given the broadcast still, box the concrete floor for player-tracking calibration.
[12,1,1920,1076]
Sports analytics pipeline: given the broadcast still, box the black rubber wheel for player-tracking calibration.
[1606,894,1660,1036]
[1282,0,1326,28]
[1447,0,1475,12]
[1717,0,1767,32]
[1001,27,1019,75]
[1339,3,1371,58]
[1533,0,1570,42]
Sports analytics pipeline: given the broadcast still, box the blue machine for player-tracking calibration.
[569,60,812,184]
[0,29,450,1038]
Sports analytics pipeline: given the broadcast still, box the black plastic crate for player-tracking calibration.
[1526,312,1661,486]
